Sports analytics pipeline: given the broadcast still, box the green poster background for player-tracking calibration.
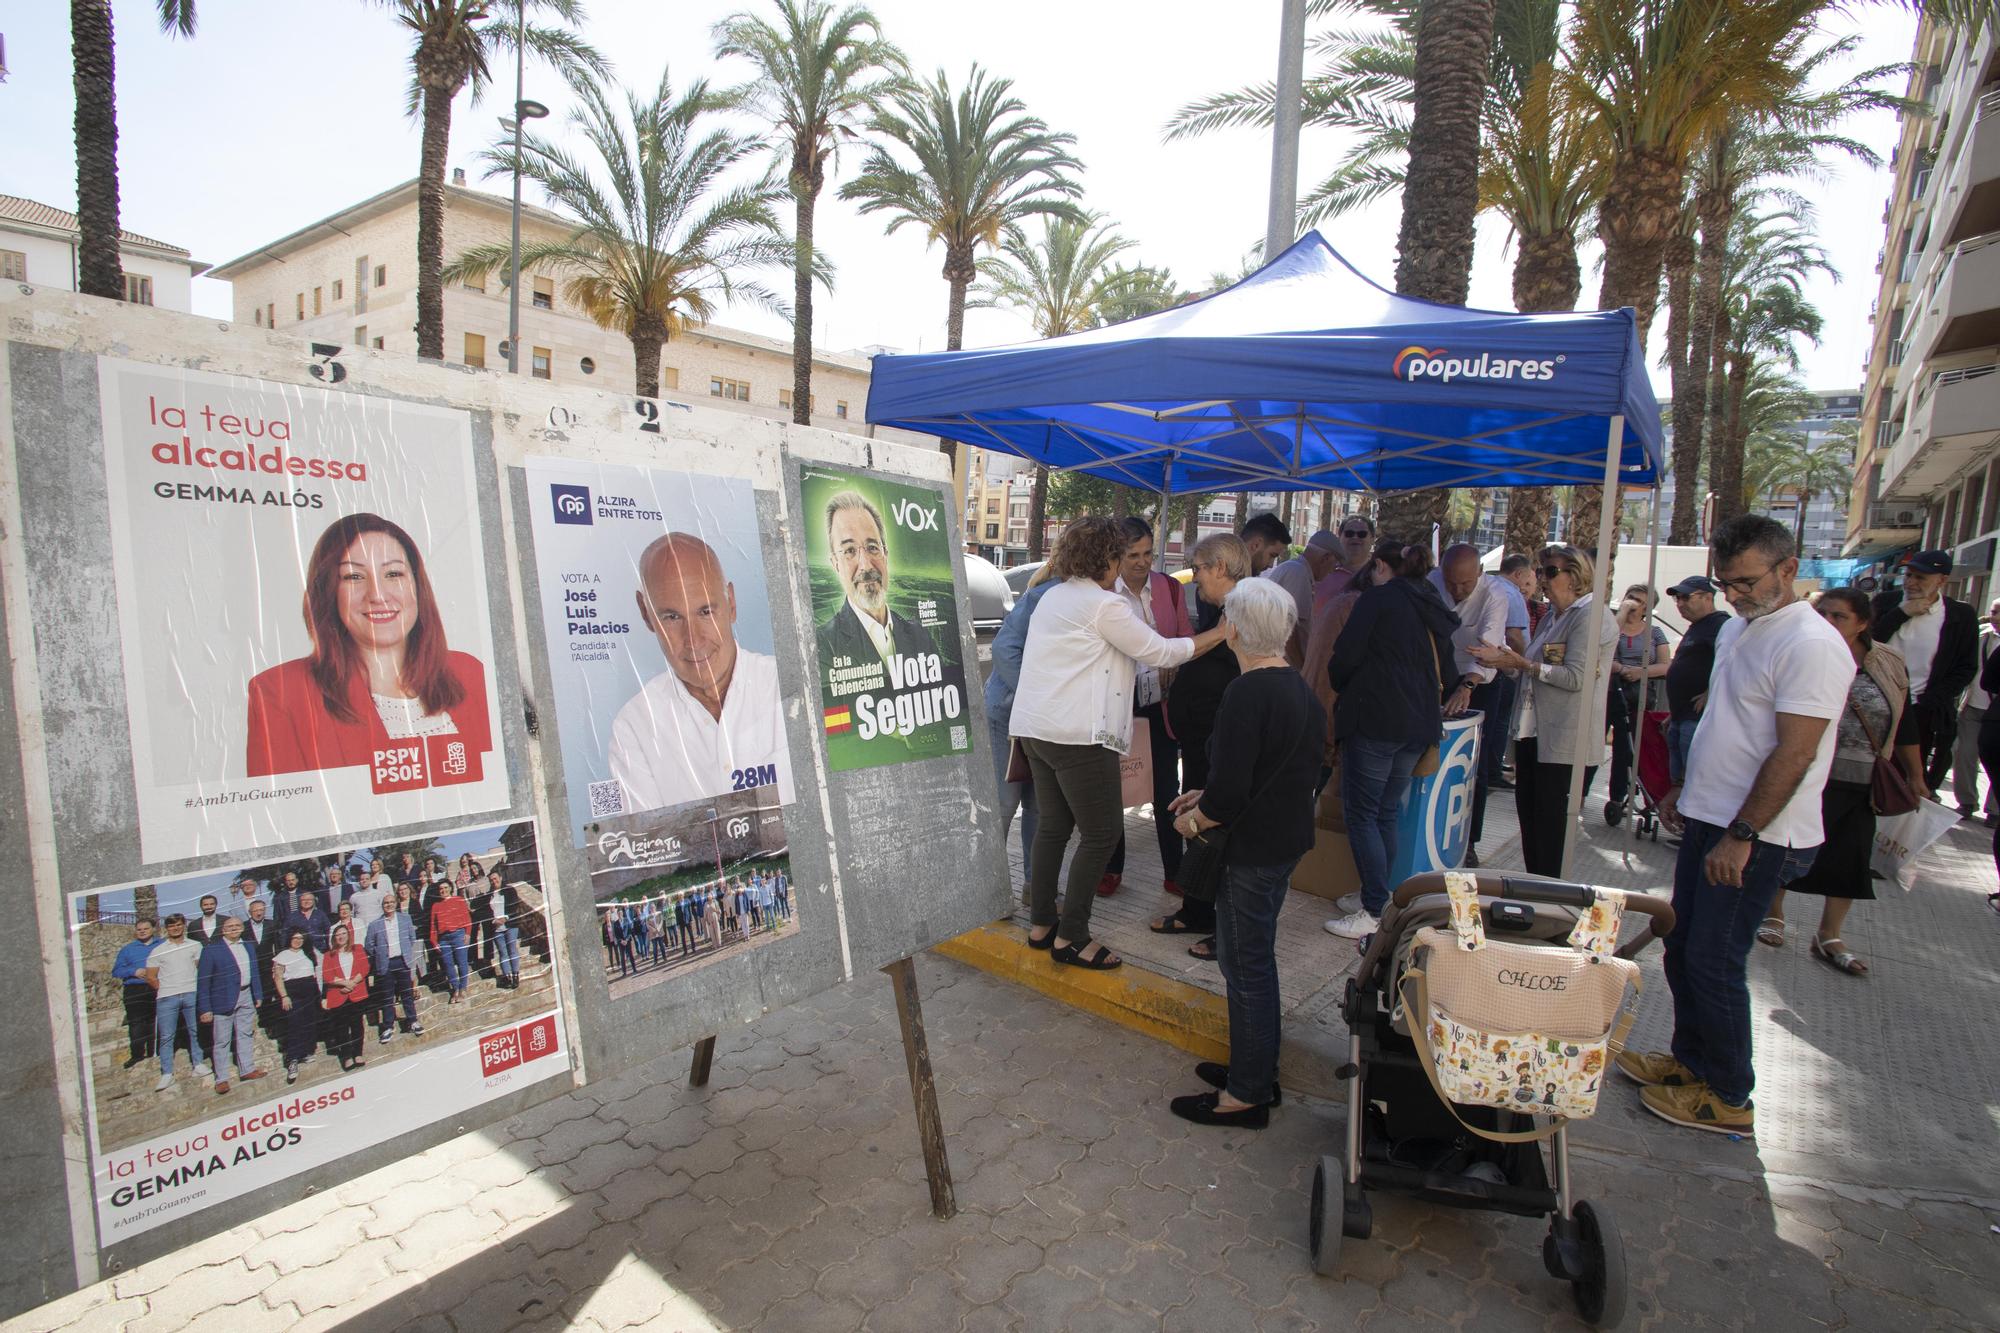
[799,467,973,771]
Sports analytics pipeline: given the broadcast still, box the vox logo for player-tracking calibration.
[891,497,939,532]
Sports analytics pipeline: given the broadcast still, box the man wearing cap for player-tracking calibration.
[1664,575,1731,792]
[1873,550,1979,798]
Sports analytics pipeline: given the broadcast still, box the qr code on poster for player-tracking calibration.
[950,725,967,750]
[588,779,625,818]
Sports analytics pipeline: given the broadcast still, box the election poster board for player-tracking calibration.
[95,358,510,863]
[520,458,797,846]
[65,817,566,1242]
[798,466,972,771]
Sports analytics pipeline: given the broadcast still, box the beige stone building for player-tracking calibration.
[209,176,911,440]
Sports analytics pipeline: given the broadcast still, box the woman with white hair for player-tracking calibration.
[1167,577,1326,1127]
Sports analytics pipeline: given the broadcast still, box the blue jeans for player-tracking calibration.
[1216,857,1300,1105]
[438,928,471,990]
[1663,819,1819,1105]
[493,926,521,979]
[1341,735,1426,916]
[1480,674,1516,782]
[155,991,204,1074]
[990,713,1037,877]
[1666,718,1699,787]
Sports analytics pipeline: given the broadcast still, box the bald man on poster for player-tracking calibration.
[607,532,796,816]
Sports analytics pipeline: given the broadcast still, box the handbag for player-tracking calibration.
[1846,694,1918,817]
[1411,630,1445,778]
[1177,699,1309,904]
[1399,874,1641,1141]
[1006,739,1032,786]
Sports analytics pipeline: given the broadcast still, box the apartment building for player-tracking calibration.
[208,176,916,441]
[0,193,205,310]
[1849,18,2000,608]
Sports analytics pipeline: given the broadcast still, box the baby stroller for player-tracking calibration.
[1627,709,1673,841]
[1309,871,1675,1327]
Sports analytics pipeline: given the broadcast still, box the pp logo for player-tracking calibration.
[551,483,593,525]
[725,816,752,838]
[441,741,467,777]
[891,497,939,532]
[1422,722,1482,869]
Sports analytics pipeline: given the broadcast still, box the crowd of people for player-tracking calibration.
[984,499,1989,1138]
[110,851,538,1092]
[599,869,792,977]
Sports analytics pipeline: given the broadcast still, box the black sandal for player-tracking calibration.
[1150,914,1201,935]
[1195,1060,1282,1107]
[1188,935,1217,961]
[1168,1090,1269,1128]
[1026,926,1056,950]
[1051,937,1122,970]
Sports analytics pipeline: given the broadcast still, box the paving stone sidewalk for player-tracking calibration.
[13,947,1997,1332]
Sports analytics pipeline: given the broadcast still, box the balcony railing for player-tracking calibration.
[1979,86,2000,121]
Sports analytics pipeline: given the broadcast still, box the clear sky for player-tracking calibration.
[7,1,1917,399]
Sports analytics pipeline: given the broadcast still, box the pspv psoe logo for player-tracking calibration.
[551,483,593,525]
[891,496,940,532]
[1392,345,1564,383]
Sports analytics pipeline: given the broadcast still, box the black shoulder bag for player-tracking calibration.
[1175,681,1309,903]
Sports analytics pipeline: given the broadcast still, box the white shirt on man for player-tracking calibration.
[225,941,252,993]
[1891,596,1947,696]
[1426,568,1511,683]
[1008,578,1196,755]
[147,937,201,998]
[1679,599,1853,848]
[847,600,896,660]
[607,648,795,816]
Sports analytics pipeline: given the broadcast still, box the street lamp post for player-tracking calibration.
[504,1,549,375]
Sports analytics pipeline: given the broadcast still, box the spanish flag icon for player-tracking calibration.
[823,704,853,735]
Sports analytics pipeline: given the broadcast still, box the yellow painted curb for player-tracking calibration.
[932,920,1232,1063]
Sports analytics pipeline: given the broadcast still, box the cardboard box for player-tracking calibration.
[1291,782,1361,901]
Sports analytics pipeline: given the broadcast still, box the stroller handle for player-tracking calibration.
[1391,871,1676,947]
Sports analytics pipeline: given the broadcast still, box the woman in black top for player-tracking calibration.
[1166,578,1326,1128]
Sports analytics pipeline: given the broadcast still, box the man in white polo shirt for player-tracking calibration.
[1619,516,1851,1136]
[608,532,795,817]
[144,913,210,1091]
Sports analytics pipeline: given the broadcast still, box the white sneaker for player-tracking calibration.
[192,1062,212,1076]
[154,1073,173,1092]
[1324,910,1380,940]
[1335,893,1362,915]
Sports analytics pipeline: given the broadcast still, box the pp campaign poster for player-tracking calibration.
[96,358,510,863]
[520,458,796,846]
[66,818,567,1242]
[798,467,971,772]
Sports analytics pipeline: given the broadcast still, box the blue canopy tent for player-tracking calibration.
[865,230,1667,877]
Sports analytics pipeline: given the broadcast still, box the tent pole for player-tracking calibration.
[1645,479,1662,605]
[1559,415,1624,880]
[1156,455,1173,573]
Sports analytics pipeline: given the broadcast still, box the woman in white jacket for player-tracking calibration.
[1010,517,1230,968]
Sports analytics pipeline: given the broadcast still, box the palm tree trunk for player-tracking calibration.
[1506,486,1556,554]
[1673,187,1732,544]
[1112,487,1131,519]
[1182,495,1200,559]
[1027,465,1050,559]
[1508,227,1582,554]
[1380,0,1497,547]
[939,244,976,473]
[792,185,816,425]
[1596,144,1683,343]
[629,316,667,400]
[1232,491,1247,529]
[71,0,123,300]
[1713,353,1750,526]
[415,80,453,362]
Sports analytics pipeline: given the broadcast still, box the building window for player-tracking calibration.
[372,336,384,349]
[296,293,305,321]
[374,264,387,288]
[355,325,367,346]
[463,274,485,294]
[254,308,263,327]
[532,276,554,310]
[836,400,849,419]
[985,524,1000,539]
[463,332,486,369]
[123,274,154,305]
[0,249,25,281]
[531,346,552,380]
[663,367,680,391]
[710,377,750,402]
[579,356,596,375]
[779,389,817,411]
[313,286,323,316]
[986,498,1000,514]
[332,278,343,301]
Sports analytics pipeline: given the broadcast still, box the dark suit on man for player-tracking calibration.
[286,907,334,957]
[816,600,940,670]
[187,914,224,946]
[242,916,284,1037]
[1874,595,1980,790]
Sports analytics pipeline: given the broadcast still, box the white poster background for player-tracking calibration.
[97,358,510,862]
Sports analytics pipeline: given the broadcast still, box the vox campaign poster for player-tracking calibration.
[799,467,970,772]
[96,358,509,863]
[521,458,795,846]
[66,818,567,1242]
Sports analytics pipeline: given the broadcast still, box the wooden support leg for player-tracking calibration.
[688,1034,716,1088]
[882,955,956,1219]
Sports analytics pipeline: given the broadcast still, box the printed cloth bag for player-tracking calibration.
[1399,873,1641,1141]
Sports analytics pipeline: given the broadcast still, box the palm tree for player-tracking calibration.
[443,70,795,398]
[373,0,607,361]
[71,1,197,300]
[714,1,906,425]
[972,214,1137,558]
[1782,418,1857,548]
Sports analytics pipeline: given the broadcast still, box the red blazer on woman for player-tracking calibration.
[319,947,371,1008]
[245,650,491,778]
[428,894,472,945]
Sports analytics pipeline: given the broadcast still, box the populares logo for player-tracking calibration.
[725,816,752,839]
[1393,345,1564,383]
[890,496,940,532]
[551,483,593,525]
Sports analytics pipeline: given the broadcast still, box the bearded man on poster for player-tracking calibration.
[608,533,793,816]
[816,491,940,668]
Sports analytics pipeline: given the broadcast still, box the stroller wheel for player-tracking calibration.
[1571,1200,1628,1327]
[1342,1183,1373,1239]
[1309,1156,1342,1275]
[1603,799,1626,827]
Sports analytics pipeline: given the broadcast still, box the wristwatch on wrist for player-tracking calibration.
[1726,819,1759,843]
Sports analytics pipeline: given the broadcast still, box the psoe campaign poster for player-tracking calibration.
[522,458,796,846]
[798,467,971,772]
[96,358,510,863]
[67,817,567,1243]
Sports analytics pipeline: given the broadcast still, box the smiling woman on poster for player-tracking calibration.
[245,512,492,778]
